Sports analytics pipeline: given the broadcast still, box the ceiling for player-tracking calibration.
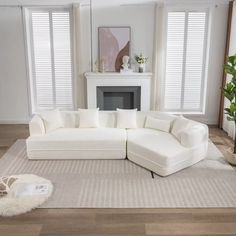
[0,0,229,7]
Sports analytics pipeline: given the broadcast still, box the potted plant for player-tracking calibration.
[223,53,236,165]
[135,54,148,73]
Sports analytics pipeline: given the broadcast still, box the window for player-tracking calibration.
[162,9,209,113]
[26,8,74,112]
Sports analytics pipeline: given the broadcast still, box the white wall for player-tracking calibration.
[73,3,155,109]
[187,4,228,124]
[91,4,155,72]
[0,7,30,123]
[0,2,229,124]
[87,3,228,124]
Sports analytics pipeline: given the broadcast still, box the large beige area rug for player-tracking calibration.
[0,140,236,208]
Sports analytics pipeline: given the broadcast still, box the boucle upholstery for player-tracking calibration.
[26,111,208,176]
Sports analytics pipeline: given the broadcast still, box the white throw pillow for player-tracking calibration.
[116,108,137,129]
[40,109,64,133]
[145,116,171,132]
[171,116,190,141]
[78,108,99,128]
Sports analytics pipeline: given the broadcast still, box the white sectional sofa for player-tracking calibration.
[27,111,127,160]
[26,110,209,176]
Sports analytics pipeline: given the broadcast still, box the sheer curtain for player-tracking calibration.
[151,3,164,110]
[223,1,236,139]
[73,4,86,108]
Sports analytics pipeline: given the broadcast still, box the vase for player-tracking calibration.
[99,60,105,73]
[225,147,236,165]
[138,64,145,73]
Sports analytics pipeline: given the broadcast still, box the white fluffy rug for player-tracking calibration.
[0,174,53,216]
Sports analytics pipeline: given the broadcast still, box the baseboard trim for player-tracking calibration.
[0,120,29,124]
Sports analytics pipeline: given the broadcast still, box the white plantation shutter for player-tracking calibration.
[31,12,53,109]
[184,12,206,110]
[52,12,73,109]
[163,10,208,112]
[164,12,185,110]
[29,9,74,111]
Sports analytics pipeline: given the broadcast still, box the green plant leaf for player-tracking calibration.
[224,92,234,101]
[230,102,236,110]
[228,54,236,66]
[226,82,234,90]
[224,54,236,124]
[232,77,236,84]
[224,64,234,75]
[223,82,235,101]
[224,108,231,113]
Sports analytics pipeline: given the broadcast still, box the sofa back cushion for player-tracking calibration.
[171,116,191,141]
[136,111,176,128]
[60,111,116,128]
[40,109,64,132]
[180,124,208,147]
[60,111,78,128]
[78,108,99,128]
[117,109,137,129]
[145,116,171,132]
[98,111,176,128]
[59,111,177,129]
[99,111,117,128]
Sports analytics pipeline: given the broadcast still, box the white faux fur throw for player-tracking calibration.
[0,174,53,217]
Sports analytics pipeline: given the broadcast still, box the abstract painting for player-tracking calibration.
[98,27,130,72]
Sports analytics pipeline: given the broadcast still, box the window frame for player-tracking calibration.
[23,6,76,114]
[160,6,210,114]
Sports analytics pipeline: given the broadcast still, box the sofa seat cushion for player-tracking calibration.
[128,129,188,166]
[27,128,127,160]
[127,129,208,176]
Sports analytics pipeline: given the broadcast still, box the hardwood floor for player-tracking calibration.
[0,124,236,236]
[0,124,29,157]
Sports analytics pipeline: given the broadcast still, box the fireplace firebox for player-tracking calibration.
[97,86,141,110]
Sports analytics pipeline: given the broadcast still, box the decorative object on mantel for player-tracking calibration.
[223,53,236,165]
[135,53,148,73]
[94,60,99,73]
[121,55,129,70]
[120,55,133,74]
[99,59,105,73]
[98,27,131,72]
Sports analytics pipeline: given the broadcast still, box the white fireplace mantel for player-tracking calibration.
[85,72,152,111]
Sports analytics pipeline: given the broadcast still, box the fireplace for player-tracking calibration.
[97,86,141,110]
[85,72,152,111]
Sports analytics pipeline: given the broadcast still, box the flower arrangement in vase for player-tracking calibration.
[135,53,148,73]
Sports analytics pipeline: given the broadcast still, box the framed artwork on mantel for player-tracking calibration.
[98,26,131,72]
